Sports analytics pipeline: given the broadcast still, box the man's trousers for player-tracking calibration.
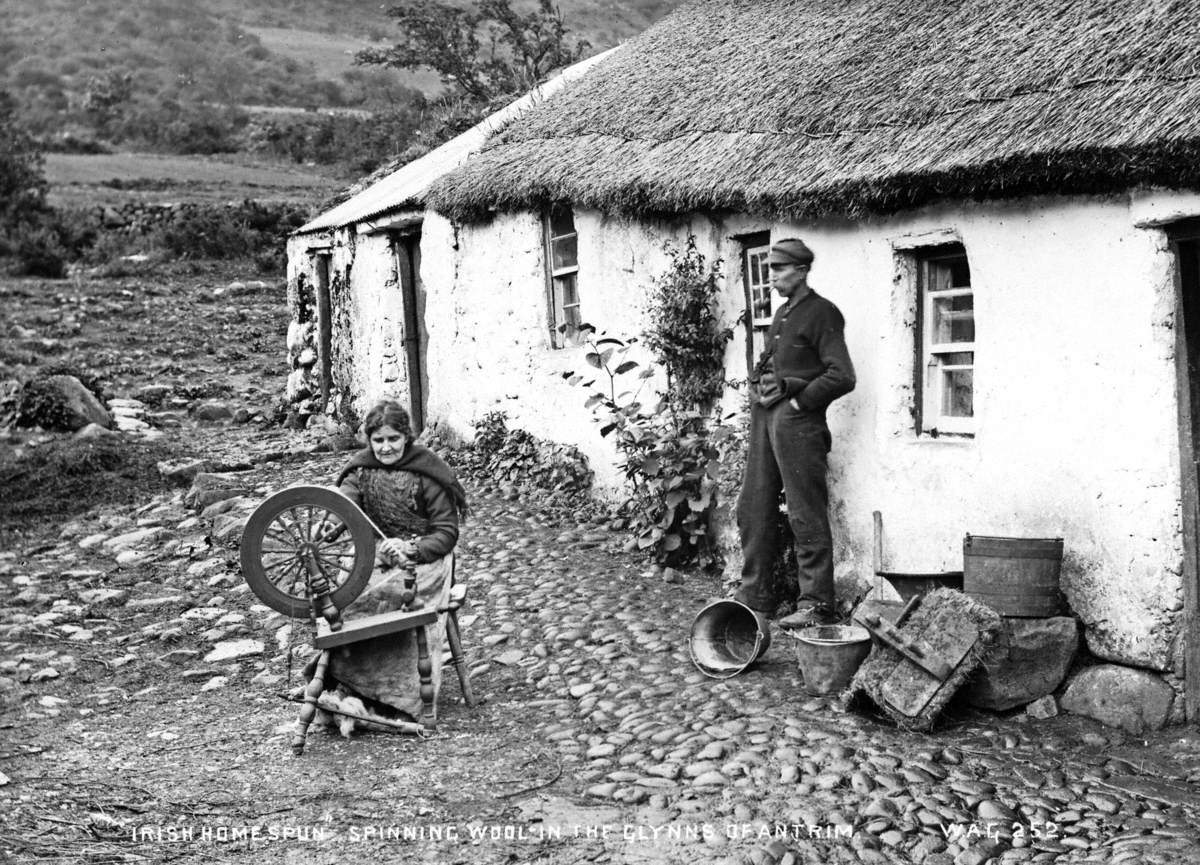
[733,399,834,613]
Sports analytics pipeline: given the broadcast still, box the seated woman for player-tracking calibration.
[316,399,469,725]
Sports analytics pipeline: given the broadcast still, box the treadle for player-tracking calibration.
[315,608,438,649]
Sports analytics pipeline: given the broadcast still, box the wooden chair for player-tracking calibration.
[291,558,476,755]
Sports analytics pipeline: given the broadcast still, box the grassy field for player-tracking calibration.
[44,153,344,209]
[243,25,442,95]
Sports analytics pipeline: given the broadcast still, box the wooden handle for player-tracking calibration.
[873,511,883,574]
[860,616,951,680]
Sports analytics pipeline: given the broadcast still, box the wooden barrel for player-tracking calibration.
[962,535,1063,617]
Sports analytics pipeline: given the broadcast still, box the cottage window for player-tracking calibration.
[916,245,975,436]
[545,205,580,348]
[739,233,772,373]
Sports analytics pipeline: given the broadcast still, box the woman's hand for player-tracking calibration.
[379,538,418,566]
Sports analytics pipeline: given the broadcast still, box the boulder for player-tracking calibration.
[77,588,129,607]
[964,617,1079,711]
[23,375,111,431]
[194,403,233,422]
[1060,664,1175,734]
[157,458,214,487]
[102,527,166,554]
[1025,695,1059,720]
[185,472,254,510]
[74,422,117,439]
[136,384,173,406]
[200,496,251,519]
[210,512,250,548]
[204,639,264,663]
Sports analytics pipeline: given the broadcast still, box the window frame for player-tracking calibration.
[915,244,976,437]
[544,206,580,349]
[738,231,773,375]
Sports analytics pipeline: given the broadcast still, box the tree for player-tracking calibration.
[82,71,134,137]
[357,0,589,143]
[0,90,48,231]
[0,91,71,277]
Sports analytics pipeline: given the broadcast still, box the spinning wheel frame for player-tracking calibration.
[239,485,379,618]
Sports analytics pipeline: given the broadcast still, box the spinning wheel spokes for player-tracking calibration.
[240,486,378,618]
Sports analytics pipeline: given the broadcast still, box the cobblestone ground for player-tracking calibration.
[456,490,1200,865]
[4,447,1200,865]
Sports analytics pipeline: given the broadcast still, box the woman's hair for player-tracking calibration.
[363,400,413,439]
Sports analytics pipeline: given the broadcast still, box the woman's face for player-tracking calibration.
[369,424,407,465]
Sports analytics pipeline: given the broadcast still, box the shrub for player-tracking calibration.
[153,207,250,260]
[487,427,592,495]
[472,410,509,457]
[563,238,735,568]
[147,201,309,262]
[567,331,722,568]
[643,236,732,411]
[7,217,67,277]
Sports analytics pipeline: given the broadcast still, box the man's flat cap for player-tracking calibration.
[768,238,814,265]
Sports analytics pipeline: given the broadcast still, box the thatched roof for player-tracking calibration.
[426,0,1200,223]
[297,48,619,234]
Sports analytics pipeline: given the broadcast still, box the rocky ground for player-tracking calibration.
[3,268,1200,865]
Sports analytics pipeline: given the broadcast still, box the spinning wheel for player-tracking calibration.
[238,484,476,754]
[239,485,378,620]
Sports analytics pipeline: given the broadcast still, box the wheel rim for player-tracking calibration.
[240,486,376,617]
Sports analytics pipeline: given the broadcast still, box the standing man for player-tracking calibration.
[733,238,855,628]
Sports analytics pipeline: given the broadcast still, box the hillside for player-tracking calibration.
[1,0,678,138]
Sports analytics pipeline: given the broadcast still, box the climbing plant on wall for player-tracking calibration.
[564,235,734,568]
[643,235,733,412]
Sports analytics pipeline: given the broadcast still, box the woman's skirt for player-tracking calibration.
[324,552,453,721]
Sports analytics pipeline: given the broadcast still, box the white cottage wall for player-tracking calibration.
[286,228,418,423]
[766,194,1187,670]
[341,231,412,409]
[293,190,1194,673]
[416,194,1189,671]
[420,210,733,490]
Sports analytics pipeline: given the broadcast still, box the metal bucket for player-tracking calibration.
[791,625,871,695]
[689,599,771,679]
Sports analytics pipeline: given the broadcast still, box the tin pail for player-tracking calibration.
[689,599,771,679]
[791,625,871,695]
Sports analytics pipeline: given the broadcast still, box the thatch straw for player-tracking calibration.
[426,0,1200,223]
[845,588,1001,731]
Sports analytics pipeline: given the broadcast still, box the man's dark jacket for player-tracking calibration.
[759,288,856,411]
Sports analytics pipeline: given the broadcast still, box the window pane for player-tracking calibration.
[564,303,581,329]
[941,368,973,417]
[549,205,575,238]
[747,249,771,321]
[559,273,578,307]
[938,351,974,366]
[932,294,974,343]
[949,257,971,287]
[927,253,970,291]
[552,234,578,271]
[752,288,771,320]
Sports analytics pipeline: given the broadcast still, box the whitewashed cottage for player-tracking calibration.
[288,0,1200,721]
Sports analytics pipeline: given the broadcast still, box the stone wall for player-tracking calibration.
[85,200,300,237]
